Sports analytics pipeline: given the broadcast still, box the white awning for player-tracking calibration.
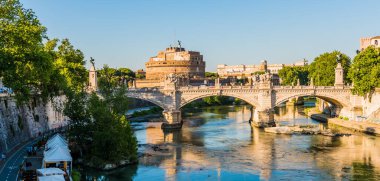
[38,175,65,181]
[46,134,68,148]
[37,168,65,176]
[43,147,72,162]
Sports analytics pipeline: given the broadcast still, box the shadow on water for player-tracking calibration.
[80,164,138,181]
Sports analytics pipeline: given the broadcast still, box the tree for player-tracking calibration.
[115,68,135,86]
[308,51,351,86]
[252,71,265,75]
[64,92,92,157]
[66,65,138,165]
[97,65,118,95]
[89,65,137,164]
[0,0,56,102]
[348,46,380,97]
[88,93,137,164]
[205,72,218,79]
[54,39,87,93]
[278,66,309,86]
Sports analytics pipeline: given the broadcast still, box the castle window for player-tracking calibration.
[375,40,378,46]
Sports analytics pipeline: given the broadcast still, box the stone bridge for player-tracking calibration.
[118,62,380,130]
[126,81,378,129]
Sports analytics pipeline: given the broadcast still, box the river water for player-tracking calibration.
[81,105,380,181]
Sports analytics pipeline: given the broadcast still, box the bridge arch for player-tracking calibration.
[275,93,347,108]
[179,92,261,109]
[126,95,168,110]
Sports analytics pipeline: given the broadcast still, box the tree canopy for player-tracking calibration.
[65,65,137,165]
[2,0,138,166]
[308,51,351,86]
[205,72,218,79]
[348,46,380,97]
[0,0,53,102]
[278,66,309,86]
[0,0,87,102]
[98,66,136,88]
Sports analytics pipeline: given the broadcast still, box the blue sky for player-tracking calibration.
[21,0,380,71]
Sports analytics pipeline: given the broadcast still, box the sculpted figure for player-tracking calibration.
[90,57,95,67]
[166,73,178,83]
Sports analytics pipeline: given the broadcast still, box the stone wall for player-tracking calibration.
[0,95,68,153]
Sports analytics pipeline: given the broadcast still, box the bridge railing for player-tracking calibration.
[128,85,354,92]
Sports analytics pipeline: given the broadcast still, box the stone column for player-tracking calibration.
[88,64,97,92]
[215,78,220,88]
[334,62,344,88]
[161,110,183,130]
[250,109,276,128]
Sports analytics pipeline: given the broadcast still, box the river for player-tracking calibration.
[80,105,380,180]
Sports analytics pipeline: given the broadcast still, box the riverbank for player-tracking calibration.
[328,117,380,135]
[308,112,380,136]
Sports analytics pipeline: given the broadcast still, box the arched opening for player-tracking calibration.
[274,94,345,126]
[180,95,258,128]
[126,98,164,121]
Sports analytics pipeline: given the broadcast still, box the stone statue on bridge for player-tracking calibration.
[166,73,178,84]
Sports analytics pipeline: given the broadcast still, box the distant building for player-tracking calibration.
[217,60,307,78]
[360,36,380,51]
[145,43,205,80]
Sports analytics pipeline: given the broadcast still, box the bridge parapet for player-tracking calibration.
[125,84,378,130]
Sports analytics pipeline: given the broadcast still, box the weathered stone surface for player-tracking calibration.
[0,95,68,153]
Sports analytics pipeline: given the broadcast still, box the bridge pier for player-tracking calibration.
[250,108,276,128]
[161,110,183,130]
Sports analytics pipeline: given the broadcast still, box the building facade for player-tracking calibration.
[360,36,380,51]
[217,60,307,78]
[145,46,205,80]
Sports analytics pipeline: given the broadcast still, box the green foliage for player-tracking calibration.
[72,170,81,181]
[54,39,87,93]
[136,74,145,79]
[98,65,119,95]
[66,66,137,165]
[0,0,55,102]
[184,96,244,108]
[252,71,265,75]
[205,72,218,79]
[130,107,163,117]
[348,46,380,96]
[0,0,87,102]
[278,66,309,85]
[98,65,136,88]
[308,51,351,86]
[116,68,135,82]
[88,92,137,164]
[64,92,92,157]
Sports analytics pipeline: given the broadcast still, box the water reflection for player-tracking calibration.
[81,105,380,180]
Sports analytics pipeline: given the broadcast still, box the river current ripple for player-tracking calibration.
[81,105,380,181]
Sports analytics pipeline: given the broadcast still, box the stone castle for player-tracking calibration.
[145,44,205,80]
[136,42,206,88]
